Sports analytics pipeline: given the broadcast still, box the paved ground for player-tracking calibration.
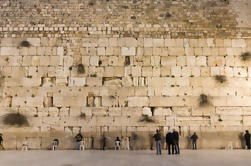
[0,150,251,166]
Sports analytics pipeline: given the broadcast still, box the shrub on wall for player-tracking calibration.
[19,41,31,47]
[3,113,29,126]
[214,75,227,83]
[199,94,211,107]
[240,52,251,61]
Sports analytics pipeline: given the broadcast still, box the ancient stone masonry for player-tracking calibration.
[0,0,251,150]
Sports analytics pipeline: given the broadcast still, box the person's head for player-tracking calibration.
[156,129,159,133]
[194,132,196,135]
[116,137,119,140]
[246,130,249,133]
[173,129,176,132]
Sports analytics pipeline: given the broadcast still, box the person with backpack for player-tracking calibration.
[75,132,83,150]
[166,131,175,155]
[190,132,198,150]
[244,130,251,149]
[153,130,162,155]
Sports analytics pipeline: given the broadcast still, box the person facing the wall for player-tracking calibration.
[153,129,162,155]
[166,131,175,155]
[75,132,83,150]
[0,133,4,150]
[190,132,198,150]
[244,130,250,149]
[173,129,180,154]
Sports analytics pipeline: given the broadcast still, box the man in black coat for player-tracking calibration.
[191,132,198,150]
[244,130,250,149]
[166,131,175,155]
[173,129,180,154]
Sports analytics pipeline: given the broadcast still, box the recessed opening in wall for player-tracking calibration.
[125,56,131,66]
[150,107,155,116]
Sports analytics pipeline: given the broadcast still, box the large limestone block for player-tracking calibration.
[149,97,185,107]
[232,39,246,48]
[1,47,19,56]
[121,107,142,117]
[154,107,172,116]
[121,47,136,56]
[86,77,102,86]
[144,38,153,47]
[168,47,185,56]
[216,107,243,116]
[27,38,40,46]
[128,97,149,107]
[142,107,152,116]
[53,95,86,107]
[68,77,86,86]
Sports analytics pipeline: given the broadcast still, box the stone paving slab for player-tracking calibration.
[0,150,251,166]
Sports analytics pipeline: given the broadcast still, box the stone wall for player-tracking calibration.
[0,0,251,150]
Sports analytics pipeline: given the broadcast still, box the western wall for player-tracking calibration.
[0,0,251,150]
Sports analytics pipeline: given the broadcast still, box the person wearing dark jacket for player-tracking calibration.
[173,129,180,154]
[75,132,83,150]
[244,130,251,149]
[0,133,3,150]
[166,131,175,155]
[153,130,162,155]
[191,132,198,150]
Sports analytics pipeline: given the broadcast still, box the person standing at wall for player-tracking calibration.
[166,131,175,155]
[190,132,198,150]
[173,129,180,154]
[115,137,121,150]
[0,133,4,150]
[244,130,251,149]
[75,132,83,150]
[153,130,162,155]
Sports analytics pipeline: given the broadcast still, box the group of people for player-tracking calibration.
[1,130,251,151]
[153,129,198,155]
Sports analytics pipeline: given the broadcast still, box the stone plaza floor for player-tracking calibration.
[0,150,251,166]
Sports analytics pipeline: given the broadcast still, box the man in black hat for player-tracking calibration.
[244,130,251,149]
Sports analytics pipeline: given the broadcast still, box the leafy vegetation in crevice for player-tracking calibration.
[19,41,31,47]
[3,113,29,126]
[240,52,251,61]
[214,75,227,83]
[199,94,211,107]
[77,64,85,74]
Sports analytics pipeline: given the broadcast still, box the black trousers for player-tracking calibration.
[167,143,175,154]
[246,140,250,149]
[175,142,180,154]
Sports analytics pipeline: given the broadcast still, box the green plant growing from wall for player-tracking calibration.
[77,64,85,74]
[90,73,97,77]
[199,94,211,107]
[3,113,29,126]
[80,112,86,119]
[240,52,251,61]
[138,115,156,123]
[20,41,31,47]
[214,75,227,83]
